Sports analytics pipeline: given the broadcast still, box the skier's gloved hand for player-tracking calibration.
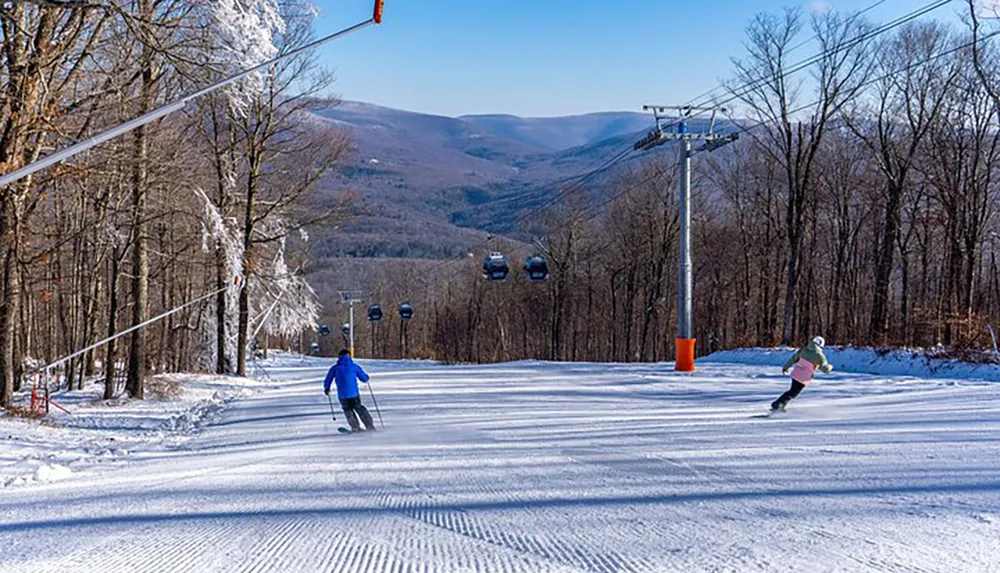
[821,364,834,373]
[324,388,330,395]
[782,369,789,376]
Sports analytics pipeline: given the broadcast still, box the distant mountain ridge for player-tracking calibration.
[459,111,653,152]
[306,101,676,259]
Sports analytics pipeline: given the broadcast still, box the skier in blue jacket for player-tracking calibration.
[323,349,376,432]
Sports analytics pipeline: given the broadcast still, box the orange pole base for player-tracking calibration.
[675,338,696,372]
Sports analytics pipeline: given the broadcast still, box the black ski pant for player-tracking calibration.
[772,380,806,410]
[340,396,376,431]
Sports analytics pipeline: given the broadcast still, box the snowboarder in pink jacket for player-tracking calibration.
[771,336,834,412]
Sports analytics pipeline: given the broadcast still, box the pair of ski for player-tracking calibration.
[327,394,385,435]
[337,427,381,435]
[327,395,379,435]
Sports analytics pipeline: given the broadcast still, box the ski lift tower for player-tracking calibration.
[634,105,739,372]
[338,291,365,358]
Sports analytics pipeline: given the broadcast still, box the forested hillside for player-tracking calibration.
[0,0,343,406]
[329,8,1000,364]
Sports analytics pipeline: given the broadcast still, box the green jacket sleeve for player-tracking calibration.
[819,352,833,373]
[783,349,801,371]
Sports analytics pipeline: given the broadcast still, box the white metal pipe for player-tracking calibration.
[35,284,229,376]
[0,17,377,188]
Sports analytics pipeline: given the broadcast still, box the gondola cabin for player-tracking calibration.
[318,324,331,337]
[482,252,510,282]
[367,304,383,322]
[523,254,549,282]
[399,302,414,321]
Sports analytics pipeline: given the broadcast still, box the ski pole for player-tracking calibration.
[367,383,385,430]
[326,393,337,421]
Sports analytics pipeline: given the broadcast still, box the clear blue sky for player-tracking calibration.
[310,0,966,118]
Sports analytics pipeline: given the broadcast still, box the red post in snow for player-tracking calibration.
[30,378,38,415]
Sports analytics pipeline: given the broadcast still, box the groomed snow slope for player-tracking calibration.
[1,355,999,572]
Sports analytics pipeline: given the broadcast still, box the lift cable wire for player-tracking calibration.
[0,0,386,188]
[535,22,990,258]
[649,0,955,139]
[683,0,892,107]
[482,0,954,241]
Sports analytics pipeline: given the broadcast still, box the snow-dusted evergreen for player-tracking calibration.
[250,235,321,341]
[195,188,245,371]
[206,0,286,111]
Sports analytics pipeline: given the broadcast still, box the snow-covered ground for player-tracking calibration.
[2,352,999,572]
[1,372,267,488]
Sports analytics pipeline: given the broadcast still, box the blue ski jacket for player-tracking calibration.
[323,355,370,399]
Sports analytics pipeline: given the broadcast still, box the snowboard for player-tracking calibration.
[751,408,786,419]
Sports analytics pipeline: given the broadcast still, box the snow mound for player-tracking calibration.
[704,347,1000,381]
[1,370,279,489]
[33,464,72,483]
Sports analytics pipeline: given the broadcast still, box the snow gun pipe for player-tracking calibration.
[247,261,306,345]
[367,383,385,430]
[46,398,71,415]
[27,283,232,379]
[0,1,385,189]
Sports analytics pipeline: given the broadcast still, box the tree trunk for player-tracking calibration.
[127,2,154,398]
[780,235,801,345]
[0,198,20,408]
[104,252,120,400]
[869,184,903,345]
[127,147,149,399]
[781,177,805,345]
[216,251,228,374]
[236,146,262,376]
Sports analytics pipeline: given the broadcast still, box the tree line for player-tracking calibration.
[347,6,1000,364]
[0,0,351,408]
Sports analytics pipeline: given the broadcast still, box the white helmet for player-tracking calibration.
[812,336,825,348]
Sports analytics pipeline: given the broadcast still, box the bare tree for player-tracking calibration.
[844,22,959,344]
[728,8,871,344]
[229,4,350,376]
[0,3,106,406]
